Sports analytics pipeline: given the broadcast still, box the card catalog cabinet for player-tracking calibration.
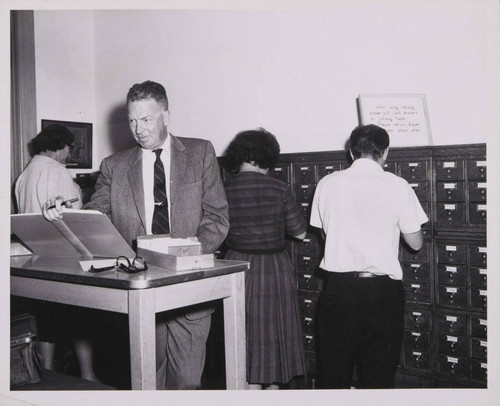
[219,143,486,389]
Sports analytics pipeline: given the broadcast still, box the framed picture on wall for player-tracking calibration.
[357,94,433,147]
[41,119,92,168]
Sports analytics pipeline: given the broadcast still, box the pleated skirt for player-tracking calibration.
[225,249,306,385]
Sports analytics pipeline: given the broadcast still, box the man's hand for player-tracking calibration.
[42,196,67,221]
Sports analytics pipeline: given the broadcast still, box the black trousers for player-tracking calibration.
[317,272,405,389]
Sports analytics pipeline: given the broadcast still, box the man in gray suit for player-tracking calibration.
[43,80,229,390]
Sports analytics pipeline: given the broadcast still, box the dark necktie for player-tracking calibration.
[152,149,170,234]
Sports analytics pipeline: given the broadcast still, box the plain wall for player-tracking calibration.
[34,4,498,173]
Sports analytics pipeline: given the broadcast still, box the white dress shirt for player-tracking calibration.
[310,158,428,280]
[142,136,171,235]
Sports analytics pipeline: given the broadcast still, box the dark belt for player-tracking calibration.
[329,271,388,279]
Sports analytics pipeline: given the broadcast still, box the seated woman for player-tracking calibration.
[223,128,307,389]
[15,124,99,382]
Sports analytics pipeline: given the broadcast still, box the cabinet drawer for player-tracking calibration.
[436,312,467,336]
[401,242,430,262]
[471,359,488,383]
[470,288,487,311]
[437,355,468,379]
[400,160,429,181]
[296,255,320,272]
[404,308,431,330]
[295,234,319,255]
[294,165,316,183]
[404,281,431,303]
[470,267,487,289]
[404,349,431,371]
[436,181,465,202]
[436,243,467,264]
[302,316,315,334]
[467,159,487,181]
[298,293,319,316]
[298,202,311,219]
[435,160,465,181]
[469,204,487,225]
[317,163,342,180]
[402,262,430,282]
[468,181,487,202]
[295,184,316,202]
[269,164,290,183]
[435,202,466,225]
[298,272,321,292]
[404,330,431,351]
[470,316,487,339]
[408,181,430,201]
[304,333,316,352]
[437,285,467,308]
[383,161,397,174]
[437,264,467,286]
[438,334,468,357]
[471,338,487,361]
[469,245,487,267]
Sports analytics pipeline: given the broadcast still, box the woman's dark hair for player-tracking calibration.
[349,124,390,160]
[224,128,281,173]
[30,124,75,155]
[127,80,169,110]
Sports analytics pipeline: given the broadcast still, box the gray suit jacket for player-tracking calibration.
[85,134,229,254]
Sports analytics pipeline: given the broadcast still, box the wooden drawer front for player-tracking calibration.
[404,349,431,371]
[269,164,290,183]
[408,181,430,201]
[317,162,342,180]
[294,165,316,184]
[435,202,466,225]
[304,333,316,352]
[437,264,467,286]
[435,160,465,181]
[438,334,468,357]
[383,161,397,174]
[436,312,467,336]
[467,159,487,181]
[471,338,487,361]
[402,241,430,262]
[470,316,487,339]
[468,181,487,202]
[298,272,321,292]
[437,285,467,308]
[298,202,311,219]
[298,293,319,317]
[436,243,467,265]
[295,184,316,202]
[404,330,431,351]
[469,203,487,225]
[405,308,431,330]
[302,316,315,334]
[400,160,429,181]
[470,267,487,289]
[469,245,487,267]
[404,281,431,304]
[471,359,487,383]
[437,355,468,379]
[470,288,487,311]
[295,234,319,255]
[296,255,320,272]
[402,262,430,282]
[436,181,465,202]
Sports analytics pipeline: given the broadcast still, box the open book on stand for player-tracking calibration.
[11,209,136,260]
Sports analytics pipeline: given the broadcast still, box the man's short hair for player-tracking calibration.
[127,80,169,110]
[30,124,74,155]
[349,124,390,160]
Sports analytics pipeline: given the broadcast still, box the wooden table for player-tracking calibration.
[11,255,248,390]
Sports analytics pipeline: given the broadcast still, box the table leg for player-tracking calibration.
[128,289,156,390]
[223,271,247,389]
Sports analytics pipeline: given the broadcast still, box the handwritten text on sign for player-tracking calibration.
[358,95,431,147]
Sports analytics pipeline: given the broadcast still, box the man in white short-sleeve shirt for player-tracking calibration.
[310,124,428,389]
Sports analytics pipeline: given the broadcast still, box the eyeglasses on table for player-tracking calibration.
[89,256,148,274]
